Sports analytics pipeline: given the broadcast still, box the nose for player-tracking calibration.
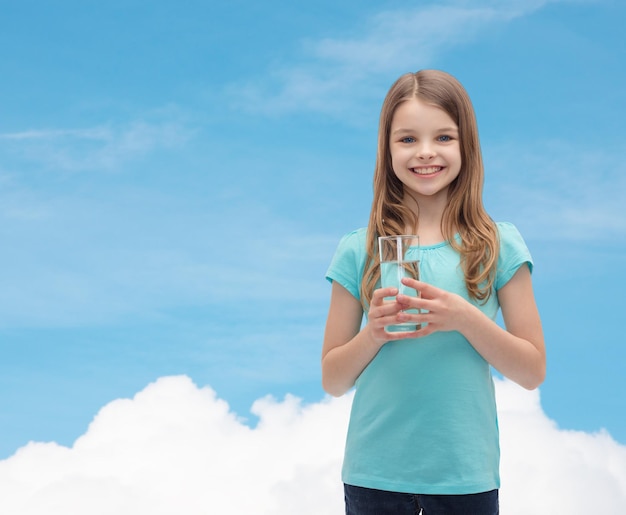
[416,142,435,160]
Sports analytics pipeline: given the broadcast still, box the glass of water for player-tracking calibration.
[378,235,420,332]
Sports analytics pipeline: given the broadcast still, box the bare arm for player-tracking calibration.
[321,281,410,396]
[396,264,546,389]
[488,264,545,389]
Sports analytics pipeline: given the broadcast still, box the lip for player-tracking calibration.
[410,166,444,176]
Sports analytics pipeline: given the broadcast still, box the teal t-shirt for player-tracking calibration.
[325,222,532,494]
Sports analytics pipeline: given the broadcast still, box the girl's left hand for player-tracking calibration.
[395,277,470,337]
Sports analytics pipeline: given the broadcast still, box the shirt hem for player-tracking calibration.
[343,474,500,496]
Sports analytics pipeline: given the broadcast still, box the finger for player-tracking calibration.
[371,299,406,318]
[400,277,437,296]
[395,312,431,330]
[370,287,399,305]
[395,294,431,312]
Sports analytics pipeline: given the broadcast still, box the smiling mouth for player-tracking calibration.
[410,166,443,176]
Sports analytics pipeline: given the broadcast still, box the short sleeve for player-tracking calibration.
[495,222,533,291]
[325,228,368,301]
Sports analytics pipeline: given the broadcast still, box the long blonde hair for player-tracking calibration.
[361,70,498,307]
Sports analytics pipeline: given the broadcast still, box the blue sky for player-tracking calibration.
[0,0,625,484]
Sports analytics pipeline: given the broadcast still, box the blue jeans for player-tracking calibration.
[344,484,499,515]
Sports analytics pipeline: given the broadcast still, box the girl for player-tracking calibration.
[322,70,545,515]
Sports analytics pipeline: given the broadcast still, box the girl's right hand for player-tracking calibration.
[366,287,406,346]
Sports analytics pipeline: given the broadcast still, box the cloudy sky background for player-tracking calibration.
[1,0,625,512]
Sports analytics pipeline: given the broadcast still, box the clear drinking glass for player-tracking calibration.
[378,235,420,332]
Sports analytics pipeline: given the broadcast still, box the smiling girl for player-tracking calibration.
[322,70,545,514]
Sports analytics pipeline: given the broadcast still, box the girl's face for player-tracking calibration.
[389,97,461,205]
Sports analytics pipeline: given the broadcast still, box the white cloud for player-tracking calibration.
[0,116,192,173]
[1,376,624,514]
[496,380,626,513]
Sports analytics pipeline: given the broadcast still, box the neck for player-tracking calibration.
[403,192,449,245]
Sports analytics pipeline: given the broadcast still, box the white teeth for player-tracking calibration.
[411,166,442,175]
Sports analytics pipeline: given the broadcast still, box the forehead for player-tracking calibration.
[390,98,457,131]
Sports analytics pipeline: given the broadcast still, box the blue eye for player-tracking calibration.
[437,135,452,142]
[400,137,415,143]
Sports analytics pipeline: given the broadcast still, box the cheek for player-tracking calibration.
[388,154,404,181]
[389,147,408,169]
[452,145,462,163]
[390,153,399,172]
